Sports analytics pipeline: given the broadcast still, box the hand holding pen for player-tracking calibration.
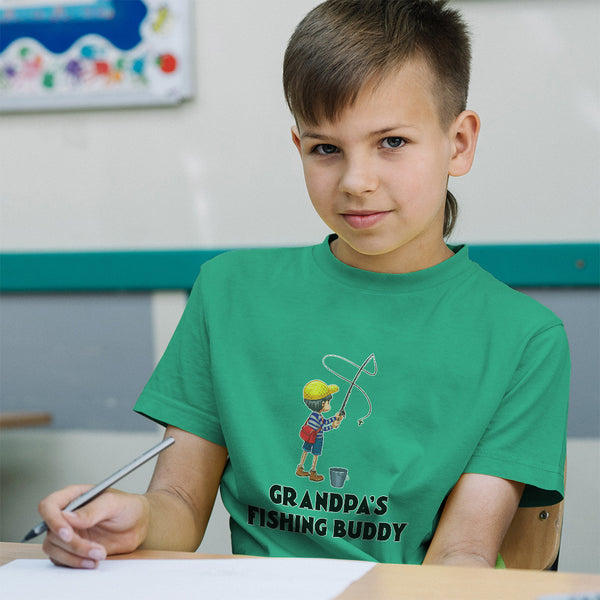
[32,437,174,569]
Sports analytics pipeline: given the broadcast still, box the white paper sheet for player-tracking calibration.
[0,557,375,600]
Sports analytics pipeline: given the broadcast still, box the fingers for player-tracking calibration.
[38,485,107,569]
[39,487,149,568]
[38,484,92,544]
[43,518,107,569]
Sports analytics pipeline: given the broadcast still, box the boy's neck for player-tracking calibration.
[330,236,455,274]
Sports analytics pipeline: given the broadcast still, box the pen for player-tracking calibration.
[20,436,175,543]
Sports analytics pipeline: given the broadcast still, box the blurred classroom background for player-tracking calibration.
[0,1,598,573]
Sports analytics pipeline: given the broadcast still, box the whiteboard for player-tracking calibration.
[0,0,193,111]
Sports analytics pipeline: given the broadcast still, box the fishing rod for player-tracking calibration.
[323,353,377,426]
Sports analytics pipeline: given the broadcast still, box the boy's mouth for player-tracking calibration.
[341,211,390,229]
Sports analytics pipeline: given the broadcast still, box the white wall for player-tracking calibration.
[0,1,598,250]
[0,1,326,251]
[452,0,600,243]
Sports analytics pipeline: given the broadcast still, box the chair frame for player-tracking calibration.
[501,461,566,570]
[500,499,565,569]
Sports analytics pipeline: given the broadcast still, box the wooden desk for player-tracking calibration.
[1,543,599,599]
[0,411,52,429]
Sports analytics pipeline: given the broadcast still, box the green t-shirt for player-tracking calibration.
[135,236,569,564]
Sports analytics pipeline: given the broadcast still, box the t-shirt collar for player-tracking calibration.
[311,234,472,293]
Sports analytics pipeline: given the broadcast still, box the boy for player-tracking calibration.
[297,380,343,481]
[39,0,569,569]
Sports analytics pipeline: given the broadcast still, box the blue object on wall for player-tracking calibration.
[0,1,147,54]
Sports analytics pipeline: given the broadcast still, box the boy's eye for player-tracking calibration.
[313,143,339,155]
[381,137,406,149]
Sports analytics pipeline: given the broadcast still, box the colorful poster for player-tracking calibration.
[0,0,193,111]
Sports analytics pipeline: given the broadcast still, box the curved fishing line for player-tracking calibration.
[322,353,377,426]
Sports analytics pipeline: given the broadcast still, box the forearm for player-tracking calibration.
[138,427,228,552]
[423,546,495,568]
[139,488,209,552]
[423,474,523,570]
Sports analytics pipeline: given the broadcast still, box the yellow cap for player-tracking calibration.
[303,380,339,401]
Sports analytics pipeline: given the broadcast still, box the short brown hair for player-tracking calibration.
[283,0,472,237]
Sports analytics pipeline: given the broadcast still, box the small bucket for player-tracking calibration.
[329,467,349,488]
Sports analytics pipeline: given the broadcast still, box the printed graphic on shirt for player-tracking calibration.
[247,485,408,543]
[296,380,342,482]
[246,352,408,545]
[296,353,377,484]
[322,353,377,426]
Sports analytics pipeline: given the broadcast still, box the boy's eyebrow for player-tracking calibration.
[300,125,415,140]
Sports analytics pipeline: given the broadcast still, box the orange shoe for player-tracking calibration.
[296,465,310,477]
[309,470,324,482]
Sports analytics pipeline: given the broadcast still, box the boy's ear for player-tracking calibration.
[448,110,480,177]
[291,125,303,156]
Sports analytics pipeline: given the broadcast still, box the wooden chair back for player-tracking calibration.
[501,461,566,570]
[500,499,564,569]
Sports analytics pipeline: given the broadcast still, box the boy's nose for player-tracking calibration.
[338,157,379,197]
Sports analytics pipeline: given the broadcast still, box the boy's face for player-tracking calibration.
[292,58,478,274]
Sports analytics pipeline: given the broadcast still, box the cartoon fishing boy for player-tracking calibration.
[297,380,345,482]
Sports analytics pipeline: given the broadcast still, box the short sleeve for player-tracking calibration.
[465,323,570,507]
[134,272,226,446]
